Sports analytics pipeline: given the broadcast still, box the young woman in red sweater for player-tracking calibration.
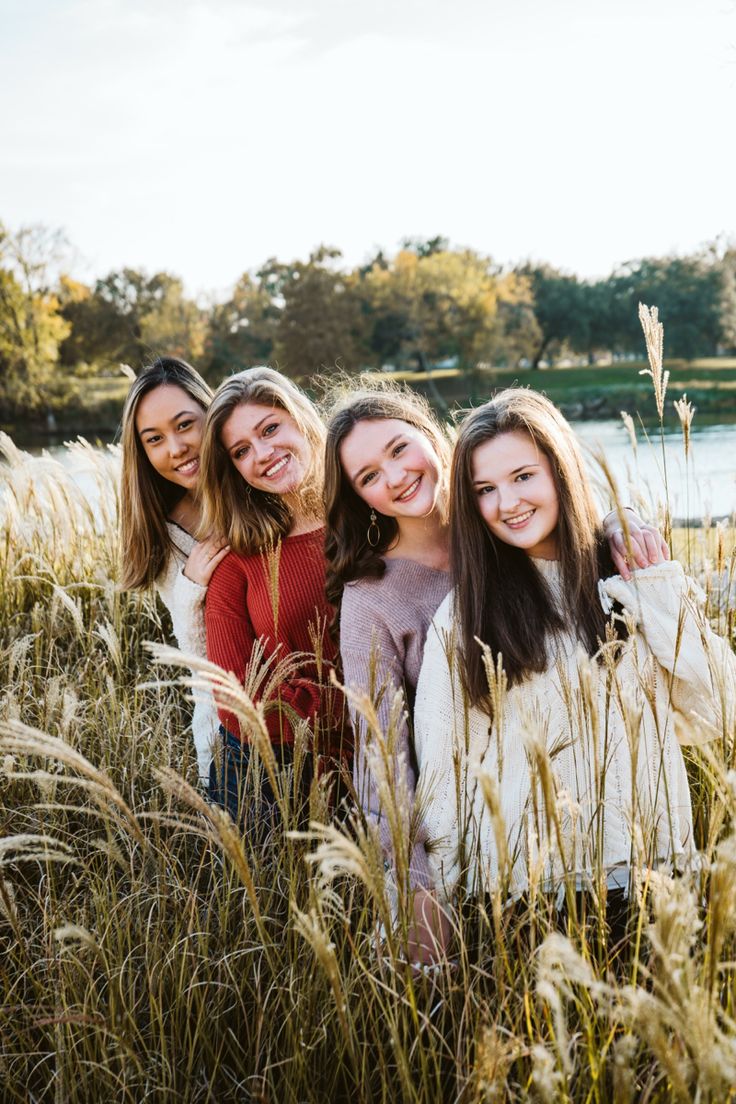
[197,366,347,826]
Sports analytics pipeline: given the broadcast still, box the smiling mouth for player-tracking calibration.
[263,455,290,479]
[504,508,535,529]
[175,457,199,476]
[395,475,422,503]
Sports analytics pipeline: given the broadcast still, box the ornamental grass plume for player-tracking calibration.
[638,302,669,420]
[674,393,695,457]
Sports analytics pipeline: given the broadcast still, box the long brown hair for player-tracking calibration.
[120,357,213,590]
[323,381,452,610]
[451,388,624,709]
[198,367,326,555]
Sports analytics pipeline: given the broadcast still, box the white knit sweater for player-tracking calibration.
[154,523,218,780]
[414,559,736,901]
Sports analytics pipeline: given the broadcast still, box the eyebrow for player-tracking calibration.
[226,411,275,453]
[351,434,403,482]
[472,462,540,484]
[139,410,197,436]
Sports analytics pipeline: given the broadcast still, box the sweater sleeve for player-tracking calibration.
[205,555,322,744]
[155,553,207,657]
[340,583,433,891]
[601,560,736,742]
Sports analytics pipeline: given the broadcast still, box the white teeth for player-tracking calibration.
[265,455,288,477]
[505,509,534,526]
[176,458,198,473]
[396,477,420,501]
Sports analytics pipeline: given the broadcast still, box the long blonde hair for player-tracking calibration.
[119,357,213,590]
[198,367,326,555]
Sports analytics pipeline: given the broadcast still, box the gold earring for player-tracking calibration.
[367,509,381,548]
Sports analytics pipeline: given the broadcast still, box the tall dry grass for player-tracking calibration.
[1,320,735,1102]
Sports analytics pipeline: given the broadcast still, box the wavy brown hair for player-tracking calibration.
[198,367,326,555]
[323,381,452,610]
[451,388,625,709]
[120,357,213,590]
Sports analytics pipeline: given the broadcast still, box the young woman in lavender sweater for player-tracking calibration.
[119,358,230,782]
[323,382,667,965]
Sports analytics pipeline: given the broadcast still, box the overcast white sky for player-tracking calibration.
[2,0,735,298]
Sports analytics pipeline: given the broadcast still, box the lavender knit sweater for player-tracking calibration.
[339,557,450,890]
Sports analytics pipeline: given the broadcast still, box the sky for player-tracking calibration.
[2,0,735,299]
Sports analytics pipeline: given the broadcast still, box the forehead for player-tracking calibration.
[340,417,416,465]
[135,384,200,431]
[471,430,542,476]
[220,401,288,446]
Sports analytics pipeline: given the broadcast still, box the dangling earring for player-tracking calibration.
[367,509,381,548]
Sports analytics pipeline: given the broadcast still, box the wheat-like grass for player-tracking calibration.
[1,341,735,1101]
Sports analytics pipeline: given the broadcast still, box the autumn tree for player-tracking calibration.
[0,222,71,415]
[362,245,520,368]
[60,268,206,372]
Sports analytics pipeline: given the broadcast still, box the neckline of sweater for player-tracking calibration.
[381,555,450,577]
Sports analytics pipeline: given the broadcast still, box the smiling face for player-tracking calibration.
[135,383,205,491]
[219,401,311,495]
[339,417,442,522]
[471,430,560,559]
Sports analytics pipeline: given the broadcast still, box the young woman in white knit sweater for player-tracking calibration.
[120,358,230,782]
[324,382,669,965]
[414,388,736,946]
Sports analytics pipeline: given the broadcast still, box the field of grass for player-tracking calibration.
[1,366,736,1101]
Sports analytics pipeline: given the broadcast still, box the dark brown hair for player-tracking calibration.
[451,388,624,709]
[323,382,452,610]
[120,357,213,590]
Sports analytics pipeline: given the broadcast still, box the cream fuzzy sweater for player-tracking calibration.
[154,523,218,780]
[414,559,736,901]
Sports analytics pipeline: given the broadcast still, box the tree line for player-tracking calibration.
[2,221,736,417]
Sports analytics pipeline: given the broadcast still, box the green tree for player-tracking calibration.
[605,255,724,359]
[205,272,279,378]
[516,264,591,368]
[271,247,368,378]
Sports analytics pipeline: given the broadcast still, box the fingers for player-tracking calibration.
[201,544,230,584]
[608,531,632,580]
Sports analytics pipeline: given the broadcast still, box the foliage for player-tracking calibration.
[2,217,736,424]
[0,223,72,415]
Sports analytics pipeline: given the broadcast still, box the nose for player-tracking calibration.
[497,483,521,515]
[169,434,187,458]
[385,459,406,488]
[254,437,275,463]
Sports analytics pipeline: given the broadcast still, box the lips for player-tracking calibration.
[395,475,422,503]
[175,457,199,476]
[504,508,535,530]
[263,454,290,479]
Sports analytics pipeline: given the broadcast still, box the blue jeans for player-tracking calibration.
[208,727,313,838]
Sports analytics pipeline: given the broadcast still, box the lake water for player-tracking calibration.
[14,419,736,522]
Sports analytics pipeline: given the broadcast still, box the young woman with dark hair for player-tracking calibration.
[414,389,736,930]
[119,357,229,781]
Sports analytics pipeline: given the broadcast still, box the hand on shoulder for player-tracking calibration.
[182,536,231,587]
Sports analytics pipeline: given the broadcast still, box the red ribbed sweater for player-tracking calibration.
[205,527,344,752]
